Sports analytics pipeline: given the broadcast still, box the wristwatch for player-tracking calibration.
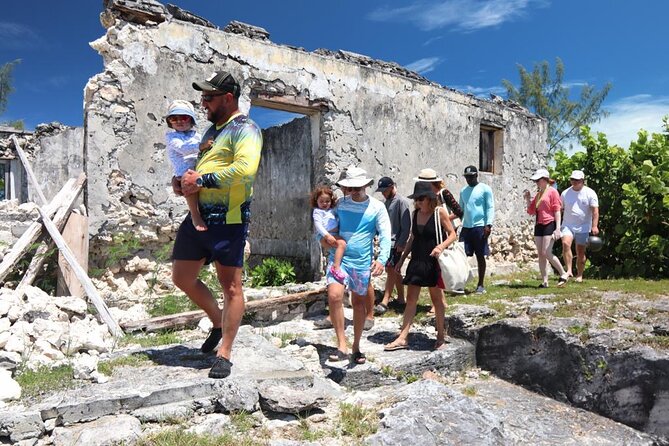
[195,176,203,188]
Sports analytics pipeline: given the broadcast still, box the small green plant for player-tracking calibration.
[567,324,590,343]
[405,374,420,384]
[148,293,198,317]
[380,365,395,378]
[104,232,142,268]
[463,385,478,396]
[199,264,222,295]
[273,331,305,348]
[15,364,77,399]
[338,403,379,439]
[250,257,296,287]
[117,332,182,348]
[229,410,255,434]
[297,418,328,441]
[136,429,258,446]
[98,353,152,376]
[639,335,669,350]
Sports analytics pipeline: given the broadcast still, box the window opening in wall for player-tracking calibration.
[0,161,8,200]
[479,124,504,174]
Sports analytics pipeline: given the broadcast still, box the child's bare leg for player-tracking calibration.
[332,238,347,270]
[186,193,207,231]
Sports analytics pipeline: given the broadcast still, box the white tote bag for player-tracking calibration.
[434,208,472,291]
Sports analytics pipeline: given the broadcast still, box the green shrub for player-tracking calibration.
[250,257,296,287]
[552,116,669,278]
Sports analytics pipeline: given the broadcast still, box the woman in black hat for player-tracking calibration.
[384,181,457,351]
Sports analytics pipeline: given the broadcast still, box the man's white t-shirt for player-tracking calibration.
[561,186,598,233]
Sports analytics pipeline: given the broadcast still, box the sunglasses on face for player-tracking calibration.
[349,187,363,191]
[201,92,227,102]
[167,115,191,122]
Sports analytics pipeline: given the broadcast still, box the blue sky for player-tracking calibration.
[2,0,668,149]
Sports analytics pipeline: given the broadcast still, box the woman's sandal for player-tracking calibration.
[384,340,408,351]
[351,351,366,365]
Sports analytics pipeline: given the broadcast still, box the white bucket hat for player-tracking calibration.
[337,166,374,188]
[166,100,197,128]
[530,168,550,181]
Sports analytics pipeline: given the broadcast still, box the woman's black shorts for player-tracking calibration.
[534,220,556,237]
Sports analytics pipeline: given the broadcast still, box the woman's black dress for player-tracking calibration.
[403,210,443,287]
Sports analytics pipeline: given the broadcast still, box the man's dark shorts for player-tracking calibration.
[460,226,490,257]
[386,248,402,268]
[172,215,248,267]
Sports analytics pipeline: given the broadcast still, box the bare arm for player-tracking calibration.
[591,207,600,235]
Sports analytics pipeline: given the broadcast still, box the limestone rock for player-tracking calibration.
[63,317,113,354]
[72,354,100,380]
[0,410,44,442]
[186,413,231,436]
[132,401,194,422]
[367,380,505,445]
[51,414,142,446]
[212,378,259,413]
[0,350,21,371]
[0,369,21,401]
[54,296,88,317]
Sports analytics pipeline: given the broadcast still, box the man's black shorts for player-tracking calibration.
[459,226,490,257]
[172,215,248,267]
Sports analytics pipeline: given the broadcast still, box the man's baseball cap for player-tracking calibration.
[375,176,395,192]
[570,170,585,180]
[463,165,478,176]
[192,71,240,97]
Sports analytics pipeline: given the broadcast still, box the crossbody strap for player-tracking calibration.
[434,208,443,246]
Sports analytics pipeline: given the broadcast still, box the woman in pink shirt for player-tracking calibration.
[524,169,569,288]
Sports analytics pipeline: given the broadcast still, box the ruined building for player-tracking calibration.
[3,0,547,279]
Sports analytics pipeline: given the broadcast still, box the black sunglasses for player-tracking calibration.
[349,187,363,191]
[201,92,228,102]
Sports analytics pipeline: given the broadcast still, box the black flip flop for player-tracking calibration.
[351,351,367,365]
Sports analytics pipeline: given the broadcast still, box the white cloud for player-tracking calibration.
[0,22,41,50]
[368,0,548,32]
[589,95,669,148]
[405,57,442,74]
[450,84,506,97]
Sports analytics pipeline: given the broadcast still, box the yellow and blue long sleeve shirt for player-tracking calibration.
[196,113,263,225]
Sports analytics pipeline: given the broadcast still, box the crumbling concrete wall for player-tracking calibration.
[252,116,315,281]
[84,0,546,277]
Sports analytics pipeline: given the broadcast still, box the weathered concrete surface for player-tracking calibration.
[476,320,669,440]
[85,0,547,277]
[51,414,142,446]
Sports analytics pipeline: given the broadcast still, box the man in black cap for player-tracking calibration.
[171,70,263,379]
[459,166,495,294]
[375,177,411,314]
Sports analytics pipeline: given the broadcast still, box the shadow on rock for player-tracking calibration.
[142,345,214,370]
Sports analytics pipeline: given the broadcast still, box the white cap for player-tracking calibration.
[530,168,550,181]
[570,170,585,180]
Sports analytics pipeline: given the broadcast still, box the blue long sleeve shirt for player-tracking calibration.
[459,183,495,228]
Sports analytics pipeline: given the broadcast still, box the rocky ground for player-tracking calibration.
[1,273,668,445]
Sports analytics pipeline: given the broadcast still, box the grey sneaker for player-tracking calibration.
[475,286,486,294]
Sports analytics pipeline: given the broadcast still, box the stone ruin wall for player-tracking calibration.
[4,0,547,278]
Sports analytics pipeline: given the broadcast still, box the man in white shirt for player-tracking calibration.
[561,170,600,282]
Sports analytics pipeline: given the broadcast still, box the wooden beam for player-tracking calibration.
[56,212,89,297]
[18,188,86,290]
[0,175,85,283]
[11,138,122,337]
[122,287,327,333]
